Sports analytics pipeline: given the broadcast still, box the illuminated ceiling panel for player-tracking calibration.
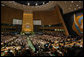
[15,1,49,6]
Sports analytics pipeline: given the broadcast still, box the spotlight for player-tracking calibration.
[35,3,38,6]
[43,2,45,4]
[71,1,74,3]
[28,3,30,6]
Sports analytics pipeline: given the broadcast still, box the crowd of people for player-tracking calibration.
[1,33,32,55]
[1,32,83,56]
[29,34,83,56]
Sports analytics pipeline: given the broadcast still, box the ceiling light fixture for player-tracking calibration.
[43,2,45,4]
[28,3,30,6]
[35,3,38,6]
[71,1,74,3]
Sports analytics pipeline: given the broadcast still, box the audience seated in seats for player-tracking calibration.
[1,32,83,56]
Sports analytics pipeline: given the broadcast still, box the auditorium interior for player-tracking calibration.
[1,1,83,56]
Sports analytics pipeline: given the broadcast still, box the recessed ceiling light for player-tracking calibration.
[28,3,30,6]
[35,3,38,6]
[55,29,57,31]
[43,2,45,4]
[71,1,74,3]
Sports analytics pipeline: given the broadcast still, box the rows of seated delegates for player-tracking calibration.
[1,31,83,56]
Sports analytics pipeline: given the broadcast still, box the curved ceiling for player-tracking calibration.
[1,1,56,13]
[1,1,83,14]
[15,1,49,6]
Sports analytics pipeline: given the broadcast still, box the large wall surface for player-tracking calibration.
[1,6,23,33]
[33,7,62,25]
[33,6,69,36]
[22,13,33,32]
[1,6,23,24]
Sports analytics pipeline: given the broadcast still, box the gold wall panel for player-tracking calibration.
[22,13,33,32]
